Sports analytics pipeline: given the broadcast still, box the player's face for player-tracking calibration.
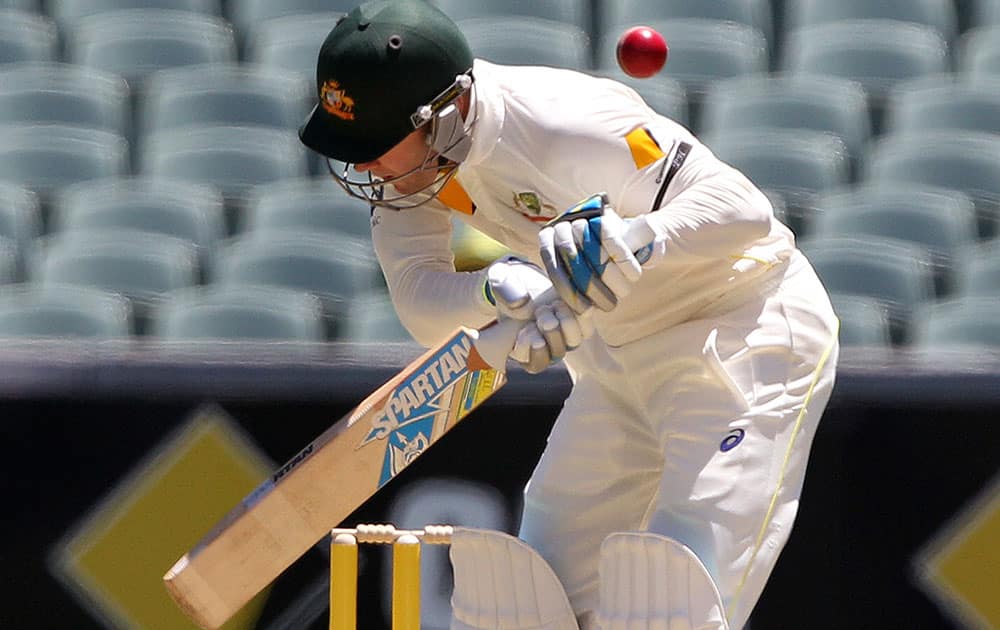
[354,129,438,195]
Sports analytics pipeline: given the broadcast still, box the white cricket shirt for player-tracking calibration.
[371,60,797,348]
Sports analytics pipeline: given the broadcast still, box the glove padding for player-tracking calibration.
[483,256,594,373]
[538,193,652,314]
[509,300,593,374]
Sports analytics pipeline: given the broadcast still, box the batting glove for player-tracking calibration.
[538,193,662,314]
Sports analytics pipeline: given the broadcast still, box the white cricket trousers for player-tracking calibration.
[518,251,840,629]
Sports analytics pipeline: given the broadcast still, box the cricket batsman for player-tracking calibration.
[299,1,840,627]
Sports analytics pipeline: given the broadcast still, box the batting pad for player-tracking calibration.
[449,527,579,630]
[596,532,729,630]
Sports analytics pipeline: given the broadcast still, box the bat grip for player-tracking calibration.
[471,218,656,370]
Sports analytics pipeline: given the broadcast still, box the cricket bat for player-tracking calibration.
[164,195,654,629]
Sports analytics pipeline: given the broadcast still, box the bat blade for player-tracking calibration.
[163,327,505,629]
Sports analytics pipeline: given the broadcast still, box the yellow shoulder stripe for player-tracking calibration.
[625,127,665,170]
[438,178,475,215]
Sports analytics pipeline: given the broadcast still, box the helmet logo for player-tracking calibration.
[320,79,356,120]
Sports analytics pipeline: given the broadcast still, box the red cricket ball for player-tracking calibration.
[616,26,669,78]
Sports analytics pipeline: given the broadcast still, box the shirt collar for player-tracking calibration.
[461,59,505,168]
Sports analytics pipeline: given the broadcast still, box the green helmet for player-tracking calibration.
[298,0,474,164]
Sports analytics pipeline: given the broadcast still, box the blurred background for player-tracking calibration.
[0,0,998,628]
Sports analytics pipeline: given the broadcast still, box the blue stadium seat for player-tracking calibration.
[700,74,871,168]
[458,17,592,70]
[912,296,1000,348]
[801,235,936,344]
[701,128,850,236]
[140,63,311,136]
[240,178,371,240]
[957,25,1000,78]
[226,0,353,38]
[954,238,1000,297]
[434,0,591,34]
[47,0,221,27]
[66,9,237,85]
[780,20,950,131]
[244,12,343,79]
[51,177,225,278]
[151,284,326,341]
[599,19,768,125]
[784,0,958,43]
[0,62,130,139]
[863,131,1000,239]
[341,290,413,343]
[828,293,892,347]
[0,183,41,278]
[0,284,132,338]
[139,125,309,228]
[214,233,379,336]
[811,185,978,296]
[601,0,773,58]
[30,229,199,329]
[0,10,58,63]
[0,124,129,203]
[884,74,1000,136]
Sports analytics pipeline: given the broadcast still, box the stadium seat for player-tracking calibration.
[140,63,311,137]
[0,124,129,203]
[213,233,379,335]
[780,20,950,131]
[862,131,1000,239]
[883,75,1000,136]
[0,183,41,277]
[341,290,413,343]
[599,19,768,125]
[151,284,326,341]
[954,238,1000,296]
[139,125,309,228]
[46,0,221,27]
[433,0,591,34]
[591,70,689,125]
[801,235,935,344]
[601,0,773,58]
[0,236,19,284]
[66,9,237,85]
[700,74,871,168]
[30,229,199,330]
[970,0,1000,27]
[226,0,353,38]
[912,296,1000,348]
[811,185,978,296]
[783,0,958,43]
[0,10,58,63]
[828,293,892,347]
[700,128,850,236]
[244,12,343,79]
[0,63,130,140]
[458,17,592,70]
[0,284,132,338]
[51,177,225,277]
[0,0,40,11]
[240,178,371,240]
[957,25,1000,78]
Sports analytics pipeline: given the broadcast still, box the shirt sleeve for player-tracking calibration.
[370,203,495,347]
[616,132,775,264]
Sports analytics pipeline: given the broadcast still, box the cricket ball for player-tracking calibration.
[616,26,668,78]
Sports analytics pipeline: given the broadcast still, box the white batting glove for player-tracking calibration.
[538,193,660,314]
[483,255,553,320]
[509,300,594,374]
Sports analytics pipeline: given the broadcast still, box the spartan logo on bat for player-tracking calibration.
[389,431,430,476]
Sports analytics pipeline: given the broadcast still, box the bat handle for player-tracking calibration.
[471,218,657,370]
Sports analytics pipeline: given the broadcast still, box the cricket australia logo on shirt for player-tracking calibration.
[358,333,475,486]
[513,191,557,223]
